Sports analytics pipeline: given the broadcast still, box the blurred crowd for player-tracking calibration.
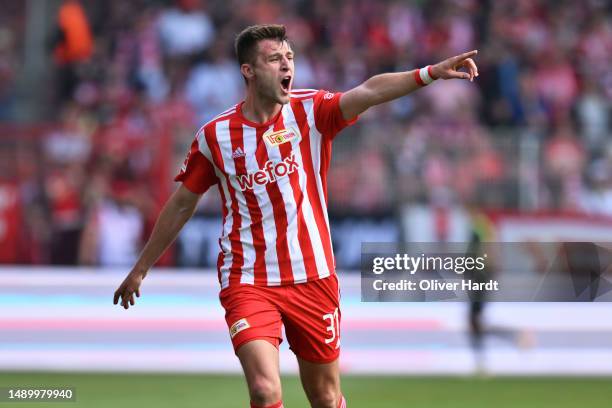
[0,0,611,265]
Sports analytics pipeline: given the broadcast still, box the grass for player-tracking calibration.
[0,373,611,408]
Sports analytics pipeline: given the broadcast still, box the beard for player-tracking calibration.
[255,75,290,105]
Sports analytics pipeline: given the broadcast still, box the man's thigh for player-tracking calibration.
[220,285,284,405]
[220,285,283,353]
[237,340,282,405]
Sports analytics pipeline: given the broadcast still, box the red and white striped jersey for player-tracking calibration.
[175,89,358,288]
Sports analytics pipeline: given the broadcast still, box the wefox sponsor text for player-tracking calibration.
[236,153,300,191]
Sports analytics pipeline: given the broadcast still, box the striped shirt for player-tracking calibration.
[175,89,358,288]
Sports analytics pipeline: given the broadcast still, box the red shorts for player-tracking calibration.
[219,274,341,364]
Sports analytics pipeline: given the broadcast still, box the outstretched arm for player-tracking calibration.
[339,50,479,120]
[113,184,202,309]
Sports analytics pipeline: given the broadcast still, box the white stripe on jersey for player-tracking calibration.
[215,105,237,119]
[290,92,318,99]
[282,102,331,279]
[219,105,237,115]
[215,120,256,285]
[242,124,281,285]
[291,88,318,94]
[218,173,234,289]
[263,118,307,283]
[210,110,236,124]
[206,107,237,128]
[195,127,232,288]
[304,99,332,233]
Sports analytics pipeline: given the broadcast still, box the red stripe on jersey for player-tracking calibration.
[318,135,333,205]
[206,123,244,287]
[274,115,319,283]
[216,250,224,286]
[253,125,293,284]
[230,118,268,285]
[290,100,335,277]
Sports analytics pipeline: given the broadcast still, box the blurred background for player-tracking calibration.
[1,0,612,265]
[0,0,611,406]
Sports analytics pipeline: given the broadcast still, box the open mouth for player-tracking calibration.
[280,76,291,93]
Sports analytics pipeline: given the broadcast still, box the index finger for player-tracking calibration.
[452,50,478,63]
[113,290,120,305]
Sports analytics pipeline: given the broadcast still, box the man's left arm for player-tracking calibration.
[339,50,479,120]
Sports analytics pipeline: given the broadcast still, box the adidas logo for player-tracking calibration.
[231,147,246,159]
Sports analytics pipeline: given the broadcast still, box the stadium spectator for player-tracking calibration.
[0,27,17,120]
[51,0,94,102]
[79,179,146,267]
[543,122,586,210]
[0,149,23,264]
[185,38,242,123]
[158,0,215,58]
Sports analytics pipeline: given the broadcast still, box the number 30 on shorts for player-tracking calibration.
[323,307,340,348]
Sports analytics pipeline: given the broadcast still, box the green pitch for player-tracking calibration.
[1,373,610,408]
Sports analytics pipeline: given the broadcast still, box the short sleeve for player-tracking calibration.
[174,136,218,194]
[313,90,359,138]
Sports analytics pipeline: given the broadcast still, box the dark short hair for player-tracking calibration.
[234,24,288,65]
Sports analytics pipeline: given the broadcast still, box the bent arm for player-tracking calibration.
[339,50,479,120]
[131,184,201,277]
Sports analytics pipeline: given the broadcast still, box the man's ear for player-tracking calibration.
[241,63,254,81]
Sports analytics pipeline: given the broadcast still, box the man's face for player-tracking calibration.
[247,39,294,105]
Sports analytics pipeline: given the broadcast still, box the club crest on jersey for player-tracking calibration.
[263,128,298,147]
[229,318,250,338]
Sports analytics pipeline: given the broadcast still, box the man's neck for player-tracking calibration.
[241,92,282,124]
